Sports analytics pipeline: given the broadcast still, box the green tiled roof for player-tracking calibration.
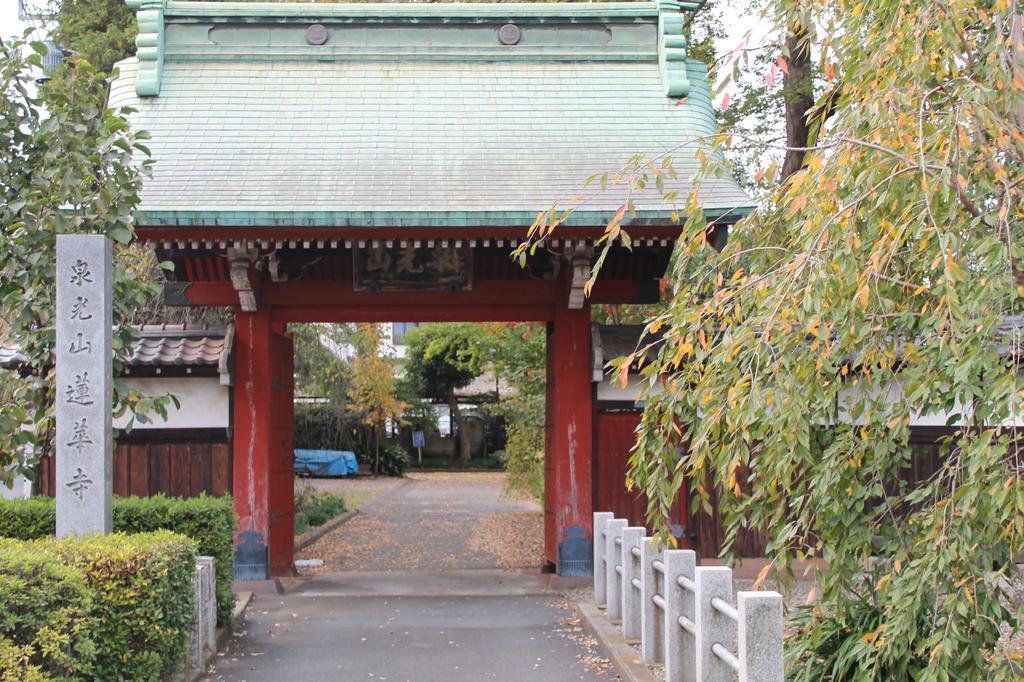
[111,1,752,228]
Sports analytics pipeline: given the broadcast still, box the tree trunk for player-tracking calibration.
[448,387,472,464]
[780,24,815,182]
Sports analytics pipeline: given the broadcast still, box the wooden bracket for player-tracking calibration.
[568,243,594,310]
[227,247,259,312]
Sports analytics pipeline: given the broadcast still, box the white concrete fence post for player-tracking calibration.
[605,519,628,622]
[737,591,785,682]
[695,566,735,682]
[663,548,697,681]
[593,512,614,608]
[591,513,785,682]
[639,537,662,665]
[620,526,645,641]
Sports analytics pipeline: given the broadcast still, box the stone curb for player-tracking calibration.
[294,510,359,551]
[576,600,655,682]
[231,590,254,632]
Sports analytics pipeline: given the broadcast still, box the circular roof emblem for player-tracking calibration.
[498,23,521,46]
[306,24,329,46]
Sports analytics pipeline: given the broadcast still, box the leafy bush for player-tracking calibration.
[294,489,347,535]
[0,532,196,682]
[786,594,930,680]
[379,443,410,477]
[294,403,364,453]
[44,531,196,681]
[0,635,55,682]
[0,543,95,679]
[113,495,236,626]
[497,420,544,502]
[0,495,236,625]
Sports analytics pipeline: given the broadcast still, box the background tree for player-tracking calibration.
[52,0,136,75]
[0,39,175,484]
[346,324,406,474]
[403,324,485,464]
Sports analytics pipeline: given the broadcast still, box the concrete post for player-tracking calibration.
[737,591,784,682]
[593,512,614,607]
[640,537,663,665]
[695,566,735,682]
[604,519,628,622]
[663,549,696,681]
[620,527,645,641]
[197,556,217,652]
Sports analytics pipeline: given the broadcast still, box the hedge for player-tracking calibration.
[0,531,196,681]
[0,494,236,625]
[0,543,95,679]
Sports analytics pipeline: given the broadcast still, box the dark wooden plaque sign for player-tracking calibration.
[353,244,472,292]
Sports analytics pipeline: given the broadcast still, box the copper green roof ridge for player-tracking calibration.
[162,1,692,19]
[127,0,701,96]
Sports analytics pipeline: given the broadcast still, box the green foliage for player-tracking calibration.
[0,532,196,681]
[497,419,544,502]
[40,531,196,681]
[294,489,347,535]
[786,591,934,681]
[294,402,363,453]
[111,495,236,626]
[0,495,235,625]
[291,324,354,403]
[53,0,137,75]
[0,544,95,680]
[0,635,57,682]
[575,0,1024,677]
[0,38,173,484]
[403,323,482,402]
[379,443,410,477]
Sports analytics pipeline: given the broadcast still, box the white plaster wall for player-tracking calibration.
[114,376,230,429]
[598,375,1024,428]
[596,375,645,404]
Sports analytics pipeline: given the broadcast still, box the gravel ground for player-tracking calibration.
[296,472,542,573]
[295,475,404,511]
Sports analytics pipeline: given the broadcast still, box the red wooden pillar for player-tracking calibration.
[544,289,594,575]
[232,307,296,577]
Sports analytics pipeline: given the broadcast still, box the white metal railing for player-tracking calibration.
[592,512,784,682]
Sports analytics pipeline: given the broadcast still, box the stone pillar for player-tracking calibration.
[620,526,645,640]
[55,235,112,536]
[737,591,784,682]
[640,537,663,664]
[695,566,735,682]
[546,290,594,575]
[592,511,614,607]
[604,518,627,622]
[663,548,697,680]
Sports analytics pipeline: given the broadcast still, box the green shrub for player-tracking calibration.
[0,635,55,682]
[0,542,95,679]
[0,498,54,541]
[380,443,410,477]
[294,490,347,535]
[42,531,196,681]
[0,495,236,625]
[113,495,236,626]
[294,403,365,453]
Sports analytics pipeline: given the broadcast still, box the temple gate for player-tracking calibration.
[115,0,751,577]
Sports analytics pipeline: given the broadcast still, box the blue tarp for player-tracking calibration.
[294,449,359,477]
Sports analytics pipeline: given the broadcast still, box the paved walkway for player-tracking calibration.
[208,474,614,681]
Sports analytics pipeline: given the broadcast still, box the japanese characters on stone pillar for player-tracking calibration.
[56,235,113,536]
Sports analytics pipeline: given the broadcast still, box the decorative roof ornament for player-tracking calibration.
[126,0,166,97]
[657,0,690,98]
